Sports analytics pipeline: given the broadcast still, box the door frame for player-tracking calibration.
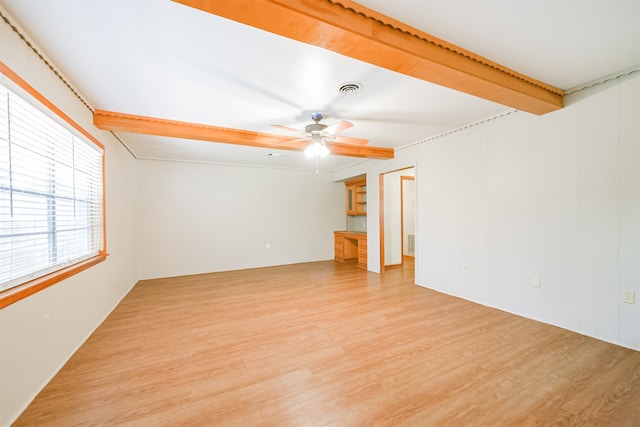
[379,166,415,273]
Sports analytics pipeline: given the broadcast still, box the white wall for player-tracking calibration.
[338,71,640,350]
[137,160,344,279]
[383,170,404,265]
[347,215,367,232]
[0,12,139,427]
[416,73,639,350]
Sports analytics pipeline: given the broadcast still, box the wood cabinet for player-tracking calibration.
[334,231,367,269]
[345,178,366,216]
[336,177,367,269]
[357,236,368,269]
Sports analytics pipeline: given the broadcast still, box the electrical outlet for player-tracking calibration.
[622,289,635,304]
[531,276,541,288]
[44,314,51,332]
[265,243,270,250]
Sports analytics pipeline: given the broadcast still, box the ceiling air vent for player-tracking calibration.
[338,82,363,94]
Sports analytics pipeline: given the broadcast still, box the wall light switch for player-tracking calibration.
[265,243,270,250]
[531,276,541,288]
[622,289,635,304]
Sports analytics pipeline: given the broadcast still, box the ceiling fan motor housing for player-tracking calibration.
[305,122,328,134]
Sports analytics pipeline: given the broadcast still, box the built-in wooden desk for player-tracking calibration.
[334,231,367,269]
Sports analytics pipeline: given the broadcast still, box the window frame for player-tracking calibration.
[0,62,107,310]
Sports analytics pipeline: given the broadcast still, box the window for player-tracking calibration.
[0,64,106,303]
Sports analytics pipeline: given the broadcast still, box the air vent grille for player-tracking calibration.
[407,234,415,256]
[338,82,363,94]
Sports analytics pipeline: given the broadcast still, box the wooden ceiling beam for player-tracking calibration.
[174,0,564,115]
[93,110,394,159]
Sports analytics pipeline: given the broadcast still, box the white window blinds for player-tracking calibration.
[0,81,104,291]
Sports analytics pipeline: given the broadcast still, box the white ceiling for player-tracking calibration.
[2,0,639,172]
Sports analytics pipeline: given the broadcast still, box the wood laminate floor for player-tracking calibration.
[15,260,640,426]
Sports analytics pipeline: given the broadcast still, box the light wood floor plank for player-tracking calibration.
[14,260,640,426]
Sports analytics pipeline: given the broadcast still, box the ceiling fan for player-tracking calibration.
[272,113,369,172]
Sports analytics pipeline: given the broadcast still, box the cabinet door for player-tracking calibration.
[334,234,345,261]
[346,184,356,215]
[357,237,367,268]
[345,180,365,216]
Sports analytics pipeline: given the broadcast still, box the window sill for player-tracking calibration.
[0,253,108,310]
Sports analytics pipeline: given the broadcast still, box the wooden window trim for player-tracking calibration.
[0,254,108,309]
[0,61,108,310]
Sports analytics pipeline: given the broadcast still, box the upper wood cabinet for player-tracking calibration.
[345,178,366,216]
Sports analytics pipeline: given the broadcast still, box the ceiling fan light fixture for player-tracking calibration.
[305,141,329,158]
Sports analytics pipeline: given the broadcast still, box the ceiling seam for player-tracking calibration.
[326,0,563,97]
[394,66,640,153]
[0,6,140,160]
[135,156,338,173]
[108,131,139,159]
[564,68,640,96]
[395,109,518,152]
[0,7,93,113]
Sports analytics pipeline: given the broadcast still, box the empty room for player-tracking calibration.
[1,0,639,425]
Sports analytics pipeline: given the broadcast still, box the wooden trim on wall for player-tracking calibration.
[0,63,105,151]
[175,0,564,115]
[0,255,108,310]
[379,173,385,273]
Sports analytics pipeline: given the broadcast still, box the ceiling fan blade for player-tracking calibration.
[272,124,301,134]
[333,135,369,145]
[324,120,353,135]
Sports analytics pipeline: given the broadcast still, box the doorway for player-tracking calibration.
[379,167,415,273]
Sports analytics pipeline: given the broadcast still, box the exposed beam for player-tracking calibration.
[174,0,564,115]
[325,141,393,159]
[93,110,394,160]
